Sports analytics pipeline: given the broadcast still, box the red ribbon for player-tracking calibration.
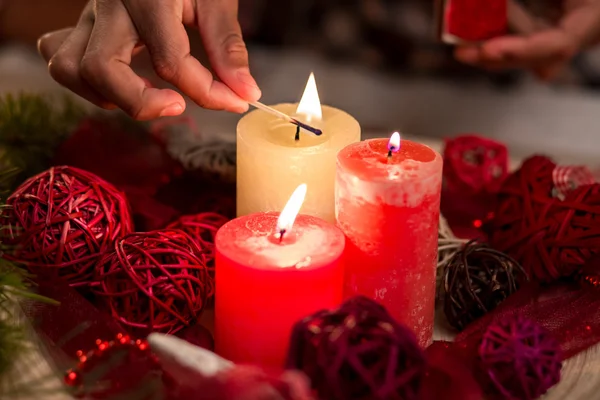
[421,273,600,399]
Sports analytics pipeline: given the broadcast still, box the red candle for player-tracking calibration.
[215,185,345,368]
[335,133,442,346]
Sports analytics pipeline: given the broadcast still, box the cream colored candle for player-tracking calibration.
[237,73,361,222]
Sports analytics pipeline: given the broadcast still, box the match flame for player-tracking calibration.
[276,184,307,236]
[296,73,322,122]
[388,132,401,154]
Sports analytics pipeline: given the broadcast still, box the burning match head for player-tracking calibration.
[293,119,322,136]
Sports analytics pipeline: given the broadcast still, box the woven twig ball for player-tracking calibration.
[166,212,229,268]
[479,315,562,400]
[286,296,426,400]
[93,230,212,334]
[488,156,600,282]
[443,240,527,331]
[2,166,133,287]
[437,214,468,291]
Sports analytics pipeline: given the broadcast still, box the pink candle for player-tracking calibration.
[335,133,442,346]
[215,185,345,368]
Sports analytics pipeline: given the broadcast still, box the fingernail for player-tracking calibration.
[237,70,262,99]
[160,103,184,117]
[237,70,258,88]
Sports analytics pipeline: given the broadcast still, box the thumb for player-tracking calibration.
[196,0,261,102]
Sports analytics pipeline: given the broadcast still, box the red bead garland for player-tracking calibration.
[64,333,155,390]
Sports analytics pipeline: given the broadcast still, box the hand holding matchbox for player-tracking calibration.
[435,0,547,44]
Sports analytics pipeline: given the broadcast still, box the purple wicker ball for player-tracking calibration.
[478,315,562,400]
[286,296,426,400]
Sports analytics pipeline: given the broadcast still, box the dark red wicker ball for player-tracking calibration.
[93,229,213,334]
[286,296,426,400]
[478,314,562,400]
[443,240,527,331]
[166,212,229,268]
[2,166,133,287]
[488,156,600,282]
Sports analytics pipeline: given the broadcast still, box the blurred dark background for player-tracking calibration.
[1,0,599,163]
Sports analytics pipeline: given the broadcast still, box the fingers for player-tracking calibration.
[81,1,185,120]
[196,0,261,102]
[124,0,249,113]
[39,20,115,109]
[453,1,600,81]
[38,28,72,61]
[454,30,576,80]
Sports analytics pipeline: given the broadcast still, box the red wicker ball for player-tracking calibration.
[93,229,213,334]
[488,156,600,282]
[479,314,562,400]
[2,166,133,287]
[286,296,426,400]
[166,212,229,268]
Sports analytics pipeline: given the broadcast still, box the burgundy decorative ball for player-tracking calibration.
[286,296,426,400]
[488,156,600,282]
[166,212,229,268]
[93,229,213,334]
[443,240,527,331]
[2,166,133,287]
[479,315,562,400]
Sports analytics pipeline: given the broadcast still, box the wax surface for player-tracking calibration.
[215,212,345,368]
[335,139,442,347]
[237,104,360,222]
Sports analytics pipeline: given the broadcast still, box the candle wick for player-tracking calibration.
[292,119,322,136]
[294,126,300,141]
[387,149,393,158]
[278,229,286,243]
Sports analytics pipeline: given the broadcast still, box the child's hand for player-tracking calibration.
[454,0,600,80]
[37,0,261,120]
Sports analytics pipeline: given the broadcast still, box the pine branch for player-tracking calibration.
[0,93,84,192]
[0,164,60,393]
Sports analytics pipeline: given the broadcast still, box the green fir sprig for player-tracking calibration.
[0,163,60,394]
[0,93,84,192]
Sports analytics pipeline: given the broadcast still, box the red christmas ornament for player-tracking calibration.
[3,166,133,287]
[166,212,229,268]
[53,117,181,193]
[93,230,213,334]
[286,296,426,400]
[443,135,509,195]
[488,156,600,282]
[442,135,508,239]
[478,315,562,399]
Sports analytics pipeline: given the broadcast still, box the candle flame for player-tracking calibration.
[296,73,322,122]
[388,132,401,154]
[276,184,307,238]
